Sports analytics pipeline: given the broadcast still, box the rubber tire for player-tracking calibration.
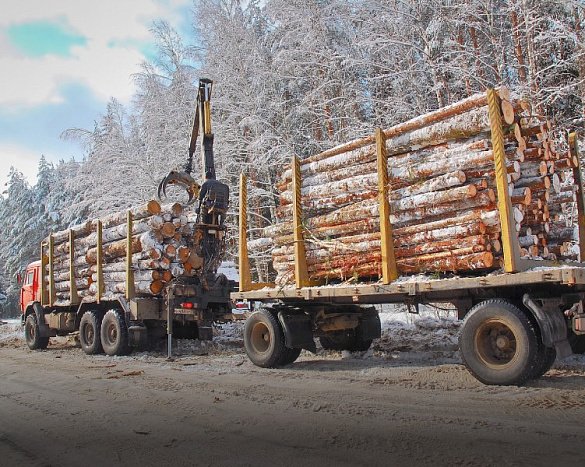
[459,300,539,386]
[79,310,104,355]
[100,310,130,356]
[278,347,302,366]
[244,310,285,368]
[530,345,556,379]
[320,331,372,352]
[24,314,49,350]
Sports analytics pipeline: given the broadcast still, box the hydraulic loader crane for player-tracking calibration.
[158,78,227,210]
[158,78,230,278]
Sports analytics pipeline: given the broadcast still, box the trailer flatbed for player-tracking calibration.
[232,266,585,305]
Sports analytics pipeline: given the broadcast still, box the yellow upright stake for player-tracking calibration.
[376,128,399,283]
[238,173,252,292]
[69,229,79,304]
[292,155,311,288]
[487,88,520,272]
[48,235,56,306]
[569,132,585,261]
[96,220,104,303]
[40,242,48,306]
[126,211,135,299]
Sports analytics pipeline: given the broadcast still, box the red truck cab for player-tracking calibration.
[20,261,41,315]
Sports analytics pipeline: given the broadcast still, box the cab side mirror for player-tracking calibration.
[16,272,22,284]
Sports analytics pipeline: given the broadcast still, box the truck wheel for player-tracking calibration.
[278,347,302,366]
[100,310,130,356]
[320,332,372,352]
[459,300,538,386]
[79,310,104,355]
[24,314,49,350]
[244,310,285,368]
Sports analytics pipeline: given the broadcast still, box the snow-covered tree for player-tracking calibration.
[0,169,36,312]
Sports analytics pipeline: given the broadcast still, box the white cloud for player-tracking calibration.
[0,144,48,187]
[0,0,186,108]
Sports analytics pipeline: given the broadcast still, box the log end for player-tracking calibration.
[171,202,184,216]
[501,99,515,125]
[147,200,162,215]
[150,280,164,295]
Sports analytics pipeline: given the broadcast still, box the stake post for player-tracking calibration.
[487,88,521,272]
[69,229,79,304]
[96,220,104,302]
[376,128,398,283]
[569,133,585,261]
[40,242,48,306]
[48,235,56,306]
[238,173,252,292]
[292,155,313,288]
[126,211,135,299]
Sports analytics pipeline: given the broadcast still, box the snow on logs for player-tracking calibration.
[254,89,580,284]
[45,201,207,303]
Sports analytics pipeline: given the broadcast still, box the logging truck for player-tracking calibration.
[19,79,240,356]
[233,88,585,385]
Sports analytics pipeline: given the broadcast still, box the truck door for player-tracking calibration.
[20,268,36,313]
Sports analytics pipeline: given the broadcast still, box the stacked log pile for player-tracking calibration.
[45,201,206,305]
[249,89,580,284]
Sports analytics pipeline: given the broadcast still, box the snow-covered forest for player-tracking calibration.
[1,0,585,315]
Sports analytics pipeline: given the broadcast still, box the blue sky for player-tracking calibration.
[0,0,193,188]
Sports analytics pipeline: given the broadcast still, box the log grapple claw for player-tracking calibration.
[157,171,201,205]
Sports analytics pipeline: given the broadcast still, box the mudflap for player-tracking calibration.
[523,294,572,358]
[128,323,148,349]
[198,323,213,341]
[278,312,316,353]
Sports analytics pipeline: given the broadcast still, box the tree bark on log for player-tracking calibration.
[300,91,490,167]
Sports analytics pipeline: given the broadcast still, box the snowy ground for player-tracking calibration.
[4,308,585,370]
[0,319,23,348]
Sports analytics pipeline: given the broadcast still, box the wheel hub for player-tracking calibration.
[251,322,271,353]
[475,319,517,367]
[107,324,117,343]
[85,326,94,345]
[496,335,510,350]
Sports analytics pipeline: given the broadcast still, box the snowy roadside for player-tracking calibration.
[372,305,461,364]
[2,309,584,370]
[0,308,459,358]
[0,319,23,348]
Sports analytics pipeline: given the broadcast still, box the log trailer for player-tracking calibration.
[233,92,585,386]
[19,79,239,356]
